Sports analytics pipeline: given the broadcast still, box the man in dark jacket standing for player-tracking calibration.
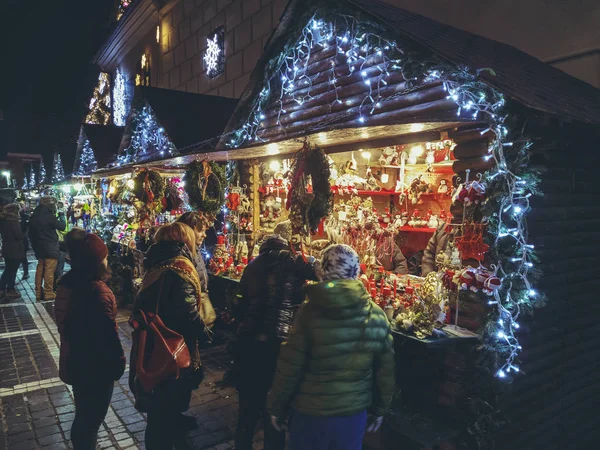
[0,203,26,300]
[234,235,319,450]
[29,196,67,301]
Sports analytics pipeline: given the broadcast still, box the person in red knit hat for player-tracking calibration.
[55,229,125,450]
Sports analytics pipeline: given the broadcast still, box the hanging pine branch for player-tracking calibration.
[39,160,47,184]
[75,138,98,175]
[52,152,65,183]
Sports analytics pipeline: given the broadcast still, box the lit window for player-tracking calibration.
[136,54,151,86]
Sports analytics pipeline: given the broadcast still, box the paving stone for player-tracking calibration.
[54,404,75,415]
[126,420,147,433]
[38,432,65,446]
[8,430,36,444]
[10,439,38,450]
[35,424,61,437]
[35,416,59,428]
[58,412,75,423]
[121,412,145,425]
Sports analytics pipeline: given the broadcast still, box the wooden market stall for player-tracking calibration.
[137,1,599,449]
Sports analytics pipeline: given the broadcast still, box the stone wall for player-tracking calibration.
[158,0,287,97]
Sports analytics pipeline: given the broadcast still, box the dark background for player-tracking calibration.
[0,0,116,173]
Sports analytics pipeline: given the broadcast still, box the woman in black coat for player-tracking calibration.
[0,203,26,300]
[130,222,207,450]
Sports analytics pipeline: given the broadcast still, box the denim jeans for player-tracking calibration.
[71,382,114,450]
[289,410,367,450]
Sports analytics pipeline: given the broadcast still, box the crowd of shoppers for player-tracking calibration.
[2,199,395,449]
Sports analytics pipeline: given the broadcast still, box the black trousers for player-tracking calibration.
[0,258,20,291]
[71,382,114,450]
[21,257,29,277]
[234,340,285,450]
[145,381,193,450]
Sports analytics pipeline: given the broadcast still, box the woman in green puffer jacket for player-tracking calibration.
[267,244,395,450]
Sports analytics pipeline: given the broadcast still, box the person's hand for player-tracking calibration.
[270,415,287,432]
[366,415,384,433]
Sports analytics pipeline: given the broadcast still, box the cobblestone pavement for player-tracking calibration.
[0,260,263,450]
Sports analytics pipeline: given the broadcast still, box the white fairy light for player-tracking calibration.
[113,68,127,126]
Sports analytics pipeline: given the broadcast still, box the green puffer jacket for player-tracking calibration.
[267,279,395,419]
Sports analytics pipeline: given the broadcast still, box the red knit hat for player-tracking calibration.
[70,233,109,267]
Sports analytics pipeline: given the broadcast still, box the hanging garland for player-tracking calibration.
[184,160,227,215]
[286,141,332,236]
[132,169,165,204]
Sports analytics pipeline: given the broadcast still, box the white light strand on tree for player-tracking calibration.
[75,138,99,175]
[85,72,112,125]
[113,68,128,126]
[111,105,178,166]
[52,152,66,183]
[29,165,36,188]
[39,160,47,184]
[227,13,542,380]
[22,176,28,190]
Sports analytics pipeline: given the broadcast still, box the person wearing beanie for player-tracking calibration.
[267,244,396,450]
[0,203,26,300]
[29,195,67,301]
[55,229,125,450]
[234,234,320,450]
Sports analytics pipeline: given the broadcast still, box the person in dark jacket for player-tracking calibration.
[18,201,30,280]
[376,240,408,274]
[29,196,67,301]
[55,229,125,450]
[0,203,26,300]
[234,235,319,450]
[268,244,396,450]
[131,222,207,450]
[54,201,68,289]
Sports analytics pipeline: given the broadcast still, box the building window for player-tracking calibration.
[204,27,225,79]
[136,54,151,86]
[117,0,131,21]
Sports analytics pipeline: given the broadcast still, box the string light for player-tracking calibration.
[113,68,127,126]
[223,12,542,382]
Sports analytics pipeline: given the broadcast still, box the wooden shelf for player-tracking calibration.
[333,189,400,196]
[374,162,455,174]
[399,226,437,233]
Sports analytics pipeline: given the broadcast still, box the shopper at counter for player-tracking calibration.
[234,234,319,450]
[376,241,408,274]
[268,244,395,449]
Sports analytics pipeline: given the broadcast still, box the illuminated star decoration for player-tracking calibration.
[204,29,224,78]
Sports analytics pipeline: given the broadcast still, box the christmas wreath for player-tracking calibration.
[286,142,332,236]
[132,169,165,204]
[184,160,227,215]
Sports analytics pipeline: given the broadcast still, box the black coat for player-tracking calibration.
[29,205,67,259]
[237,237,318,342]
[0,216,25,260]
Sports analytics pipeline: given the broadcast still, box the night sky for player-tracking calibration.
[0,0,115,172]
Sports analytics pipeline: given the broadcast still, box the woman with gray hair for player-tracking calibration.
[268,244,396,449]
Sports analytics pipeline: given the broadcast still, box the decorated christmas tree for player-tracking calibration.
[116,105,177,165]
[29,165,36,188]
[75,138,98,175]
[85,72,111,125]
[52,152,65,183]
[39,160,47,184]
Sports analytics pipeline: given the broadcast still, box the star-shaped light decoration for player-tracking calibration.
[204,27,225,78]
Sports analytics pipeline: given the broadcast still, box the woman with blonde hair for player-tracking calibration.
[130,222,207,450]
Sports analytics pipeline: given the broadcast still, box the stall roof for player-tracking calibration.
[218,0,600,152]
[346,0,600,125]
[81,124,125,169]
[134,87,238,152]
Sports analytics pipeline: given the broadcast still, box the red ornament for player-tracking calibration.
[454,223,489,261]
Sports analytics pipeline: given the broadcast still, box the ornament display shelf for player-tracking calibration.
[392,326,480,348]
[334,189,401,196]
[375,162,455,174]
[399,226,437,233]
